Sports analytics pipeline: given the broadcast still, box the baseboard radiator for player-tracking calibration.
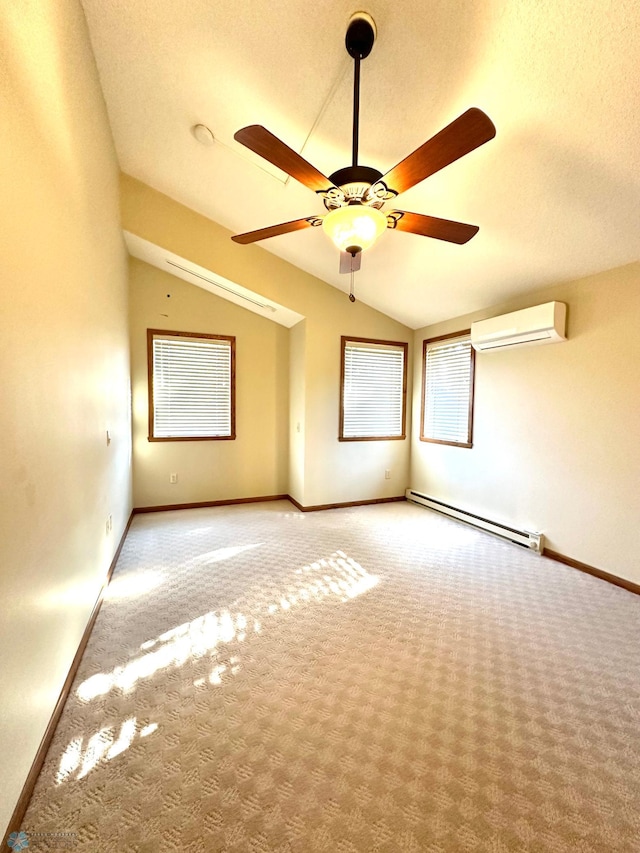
[406,490,544,553]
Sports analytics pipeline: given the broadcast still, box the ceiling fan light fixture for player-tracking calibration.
[322,204,386,254]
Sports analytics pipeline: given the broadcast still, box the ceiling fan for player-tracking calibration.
[231,12,495,274]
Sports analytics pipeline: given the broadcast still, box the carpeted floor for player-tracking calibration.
[23,500,640,851]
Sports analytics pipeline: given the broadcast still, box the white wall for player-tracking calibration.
[0,0,131,833]
[411,263,640,583]
[129,258,289,507]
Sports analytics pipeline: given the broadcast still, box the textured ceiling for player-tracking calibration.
[81,0,640,328]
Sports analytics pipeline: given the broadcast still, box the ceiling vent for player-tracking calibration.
[471,302,567,351]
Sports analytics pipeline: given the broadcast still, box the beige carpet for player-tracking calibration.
[23,500,640,852]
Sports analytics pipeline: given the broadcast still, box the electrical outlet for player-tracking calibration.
[385,469,391,480]
[170,473,178,484]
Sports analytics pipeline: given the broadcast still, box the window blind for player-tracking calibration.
[342,340,406,439]
[423,336,473,445]
[151,334,234,438]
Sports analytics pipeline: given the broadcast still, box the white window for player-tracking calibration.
[340,337,408,440]
[148,330,235,441]
[421,332,474,447]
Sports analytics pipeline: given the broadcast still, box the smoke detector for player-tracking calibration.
[192,124,215,146]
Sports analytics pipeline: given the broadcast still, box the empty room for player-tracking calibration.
[2,1,639,851]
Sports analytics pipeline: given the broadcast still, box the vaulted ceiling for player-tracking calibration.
[82,0,640,328]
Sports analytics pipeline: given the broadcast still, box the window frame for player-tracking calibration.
[339,335,408,442]
[147,328,236,442]
[420,329,475,449]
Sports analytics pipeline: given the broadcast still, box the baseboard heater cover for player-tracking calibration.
[406,490,544,552]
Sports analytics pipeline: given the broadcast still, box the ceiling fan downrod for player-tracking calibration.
[345,12,376,171]
[324,13,385,197]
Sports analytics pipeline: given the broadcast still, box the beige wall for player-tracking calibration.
[122,175,413,508]
[0,0,131,834]
[411,263,640,583]
[129,258,289,506]
[301,318,410,507]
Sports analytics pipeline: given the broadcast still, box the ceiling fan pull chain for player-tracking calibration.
[349,267,356,302]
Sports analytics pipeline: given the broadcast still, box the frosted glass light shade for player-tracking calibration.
[322,204,387,253]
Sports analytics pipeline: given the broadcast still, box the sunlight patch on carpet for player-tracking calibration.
[56,717,158,785]
[189,543,263,566]
[76,550,378,704]
[104,570,163,600]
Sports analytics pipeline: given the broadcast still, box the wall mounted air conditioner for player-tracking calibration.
[471,301,567,352]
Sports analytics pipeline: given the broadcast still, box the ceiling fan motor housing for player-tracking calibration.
[328,165,384,206]
[329,165,382,188]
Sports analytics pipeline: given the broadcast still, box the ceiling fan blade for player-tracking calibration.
[381,108,496,195]
[388,211,479,244]
[234,125,336,194]
[231,216,319,245]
